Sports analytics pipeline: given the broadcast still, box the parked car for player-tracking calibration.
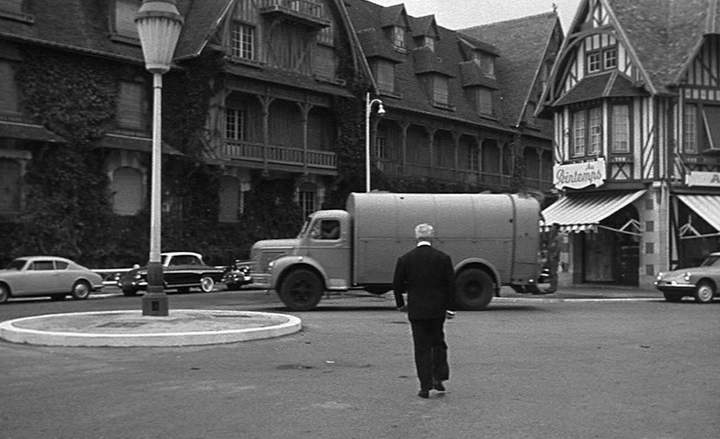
[117,252,225,296]
[222,260,253,290]
[0,256,104,303]
[655,252,720,303]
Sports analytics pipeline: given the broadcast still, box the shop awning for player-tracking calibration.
[677,195,720,231]
[541,190,647,233]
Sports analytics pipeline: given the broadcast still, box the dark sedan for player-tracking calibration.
[117,252,225,296]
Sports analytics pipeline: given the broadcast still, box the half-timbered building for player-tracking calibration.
[539,0,720,288]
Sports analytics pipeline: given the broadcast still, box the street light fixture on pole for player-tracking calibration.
[135,0,183,316]
[365,92,385,193]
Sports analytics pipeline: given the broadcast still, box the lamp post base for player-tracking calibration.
[142,292,169,316]
[142,261,168,316]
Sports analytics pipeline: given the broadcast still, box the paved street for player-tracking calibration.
[0,289,718,439]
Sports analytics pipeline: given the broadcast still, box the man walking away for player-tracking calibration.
[392,223,455,398]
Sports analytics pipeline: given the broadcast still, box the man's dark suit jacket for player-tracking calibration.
[392,244,455,320]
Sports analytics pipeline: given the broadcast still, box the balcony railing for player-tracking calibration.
[222,140,336,170]
[258,0,328,27]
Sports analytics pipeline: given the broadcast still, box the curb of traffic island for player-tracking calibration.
[0,309,302,347]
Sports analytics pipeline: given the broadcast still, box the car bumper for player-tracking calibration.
[654,281,695,292]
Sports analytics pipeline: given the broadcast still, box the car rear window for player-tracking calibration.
[55,261,69,270]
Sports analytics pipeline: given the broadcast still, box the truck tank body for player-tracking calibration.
[345,192,540,286]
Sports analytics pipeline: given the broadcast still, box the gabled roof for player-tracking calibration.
[380,4,407,28]
[410,15,438,39]
[460,11,561,130]
[346,0,514,132]
[174,0,229,59]
[558,0,717,95]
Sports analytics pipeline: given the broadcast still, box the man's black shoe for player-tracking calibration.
[433,381,446,392]
[418,390,429,399]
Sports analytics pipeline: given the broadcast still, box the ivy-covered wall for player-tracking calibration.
[1,48,307,268]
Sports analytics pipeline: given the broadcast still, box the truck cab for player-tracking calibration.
[250,210,353,309]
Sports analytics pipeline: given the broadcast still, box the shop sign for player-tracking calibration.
[686,171,720,187]
[553,158,606,189]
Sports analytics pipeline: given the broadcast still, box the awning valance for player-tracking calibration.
[541,190,647,233]
[677,195,720,231]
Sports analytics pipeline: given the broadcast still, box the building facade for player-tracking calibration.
[1,0,561,266]
[539,0,720,288]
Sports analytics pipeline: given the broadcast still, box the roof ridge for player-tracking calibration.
[459,10,557,32]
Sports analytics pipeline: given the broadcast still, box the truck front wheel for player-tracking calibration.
[279,268,324,311]
[454,268,494,310]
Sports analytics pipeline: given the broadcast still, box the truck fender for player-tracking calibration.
[269,255,328,290]
[454,258,502,294]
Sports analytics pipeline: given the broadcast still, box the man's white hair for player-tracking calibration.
[414,223,435,239]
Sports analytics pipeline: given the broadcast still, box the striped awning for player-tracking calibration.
[541,190,647,233]
[677,195,720,231]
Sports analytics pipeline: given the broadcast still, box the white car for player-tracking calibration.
[0,256,104,303]
[655,252,720,303]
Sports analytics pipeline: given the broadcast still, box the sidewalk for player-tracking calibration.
[499,283,659,300]
[0,309,302,347]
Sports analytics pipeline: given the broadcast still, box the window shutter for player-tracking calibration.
[0,61,19,113]
[117,82,144,130]
[115,0,140,38]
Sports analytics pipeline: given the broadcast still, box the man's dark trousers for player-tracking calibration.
[410,317,449,391]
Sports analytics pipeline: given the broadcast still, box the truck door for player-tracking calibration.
[306,218,351,288]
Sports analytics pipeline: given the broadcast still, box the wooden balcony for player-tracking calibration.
[258,0,329,28]
[222,140,337,174]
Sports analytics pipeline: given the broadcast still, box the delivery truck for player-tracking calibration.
[249,192,546,311]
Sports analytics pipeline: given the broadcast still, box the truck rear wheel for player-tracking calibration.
[279,268,323,311]
[455,268,494,310]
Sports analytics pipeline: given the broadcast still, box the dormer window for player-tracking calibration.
[374,59,395,93]
[391,26,406,50]
[422,36,435,51]
[473,51,494,77]
[433,75,449,106]
[475,87,493,115]
[114,0,140,40]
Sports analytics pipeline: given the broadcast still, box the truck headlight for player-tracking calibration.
[683,272,691,282]
[268,261,274,273]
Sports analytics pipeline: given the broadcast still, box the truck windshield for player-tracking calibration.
[297,217,313,238]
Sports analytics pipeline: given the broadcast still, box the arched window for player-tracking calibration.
[0,158,21,213]
[111,167,143,215]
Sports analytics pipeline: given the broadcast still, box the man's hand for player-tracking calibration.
[446,310,456,319]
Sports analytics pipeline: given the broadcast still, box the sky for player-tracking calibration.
[367,0,583,32]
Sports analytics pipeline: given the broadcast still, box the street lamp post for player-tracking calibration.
[135,0,183,316]
[365,92,385,193]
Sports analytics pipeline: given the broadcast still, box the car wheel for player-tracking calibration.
[454,268,494,310]
[71,280,92,300]
[279,268,323,311]
[0,283,10,304]
[663,292,683,302]
[122,288,138,297]
[200,276,215,293]
[694,281,715,304]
